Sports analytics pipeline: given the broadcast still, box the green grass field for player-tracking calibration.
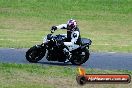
[0,0,132,87]
[0,0,131,52]
[0,63,132,88]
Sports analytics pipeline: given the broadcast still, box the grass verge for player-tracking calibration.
[0,63,132,88]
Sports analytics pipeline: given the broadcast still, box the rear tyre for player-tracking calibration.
[26,45,46,63]
[71,48,90,65]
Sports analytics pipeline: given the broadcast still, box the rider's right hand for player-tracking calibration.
[51,26,57,31]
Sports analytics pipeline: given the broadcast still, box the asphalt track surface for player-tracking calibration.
[0,48,132,70]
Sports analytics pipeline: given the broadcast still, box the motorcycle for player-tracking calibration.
[25,30,92,65]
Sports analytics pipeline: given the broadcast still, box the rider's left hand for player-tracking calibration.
[51,26,57,31]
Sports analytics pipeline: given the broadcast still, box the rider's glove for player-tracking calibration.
[51,26,57,31]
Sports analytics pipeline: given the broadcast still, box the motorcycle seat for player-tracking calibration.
[81,38,92,45]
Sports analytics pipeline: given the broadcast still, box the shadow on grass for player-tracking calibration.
[37,61,78,67]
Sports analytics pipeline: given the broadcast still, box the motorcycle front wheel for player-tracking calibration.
[71,48,90,65]
[26,45,46,63]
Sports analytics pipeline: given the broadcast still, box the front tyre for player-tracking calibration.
[71,48,90,65]
[26,45,46,63]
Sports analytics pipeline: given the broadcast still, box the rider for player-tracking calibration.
[51,19,81,63]
[51,19,81,48]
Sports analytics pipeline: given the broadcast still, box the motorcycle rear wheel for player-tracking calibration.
[71,48,90,65]
[26,46,46,63]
